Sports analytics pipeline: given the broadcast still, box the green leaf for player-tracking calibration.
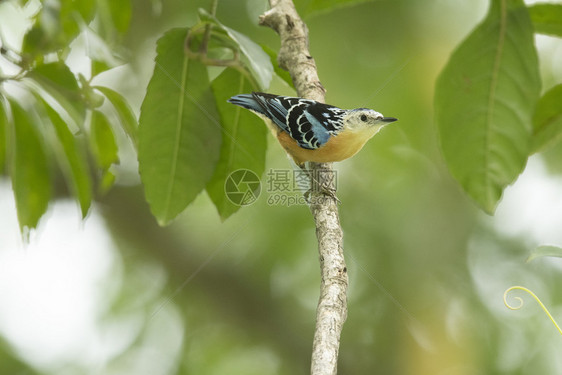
[206,68,267,220]
[299,0,374,17]
[9,99,51,232]
[260,44,295,89]
[90,109,119,170]
[98,169,115,195]
[22,0,96,58]
[138,28,222,225]
[0,337,42,375]
[84,28,124,76]
[89,109,118,195]
[528,3,562,37]
[0,97,8,175]
[91,60,112,77]
[435,0,541,214]
[527,245,562,262]
[40,98,92,218]
[22,24,58,59]
[96,0,131,40]
[198,9,273,90]
[94,86,137,146]
[29,62,86,127]
[80,75,105,109]
[532,84,562,153]
[107,0,131,33]
[60,0,97,35]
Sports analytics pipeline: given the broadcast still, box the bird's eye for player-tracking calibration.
[360,114,367,122]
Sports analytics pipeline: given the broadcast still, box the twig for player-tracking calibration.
[199,0,219,53]
[259,2,348,374]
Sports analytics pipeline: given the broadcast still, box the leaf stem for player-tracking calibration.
[185,27,251,85]
[199,0,220,54]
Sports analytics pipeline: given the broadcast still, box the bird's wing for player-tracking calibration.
[299,103,346,148]
[287,102,343,149]
[228,92,345,150]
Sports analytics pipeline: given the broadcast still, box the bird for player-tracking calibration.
[227,92,397,168]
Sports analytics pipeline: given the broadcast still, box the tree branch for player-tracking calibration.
[259,2,348,374]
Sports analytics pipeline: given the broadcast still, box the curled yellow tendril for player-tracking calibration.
[503,286,562,336]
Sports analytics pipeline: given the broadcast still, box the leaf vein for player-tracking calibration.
[163,55,190,220]
[485,0,508,208]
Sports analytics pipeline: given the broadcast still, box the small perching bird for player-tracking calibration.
[228,92,397,167]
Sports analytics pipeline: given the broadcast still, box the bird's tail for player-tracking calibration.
[227,92,273,116]
[227,94,262,112]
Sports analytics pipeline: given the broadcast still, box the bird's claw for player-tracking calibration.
[320,185,341,205]
[304,185,341,205]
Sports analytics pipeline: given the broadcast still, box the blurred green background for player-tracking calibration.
[1,0,562,374]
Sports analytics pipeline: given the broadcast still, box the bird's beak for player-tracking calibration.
[381,117,398,123]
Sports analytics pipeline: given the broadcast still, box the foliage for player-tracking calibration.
[2,0,562,374]
[2,0,560,230]
[435,0,559,214]
[527,245,562,262]
[0,0,133,232]
[137,15,272,224]
[9,98,51,232]
[528,2,562,37]
[532,83,562,152]
[0,0,279,230]
[296,0,375,17]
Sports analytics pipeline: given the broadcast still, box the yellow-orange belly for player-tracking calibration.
[257,115,381,166]
[276,128,378,165]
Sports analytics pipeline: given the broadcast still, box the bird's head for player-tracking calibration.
[343,108,397,132]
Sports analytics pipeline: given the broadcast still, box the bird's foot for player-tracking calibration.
[320,184,341,205]
[304,185,341,205]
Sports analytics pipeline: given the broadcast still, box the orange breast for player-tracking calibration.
[276,128,378,166]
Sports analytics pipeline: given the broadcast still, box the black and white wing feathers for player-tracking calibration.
[227,92,346,149]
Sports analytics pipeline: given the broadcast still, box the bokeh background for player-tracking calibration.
[1,0,562,374]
